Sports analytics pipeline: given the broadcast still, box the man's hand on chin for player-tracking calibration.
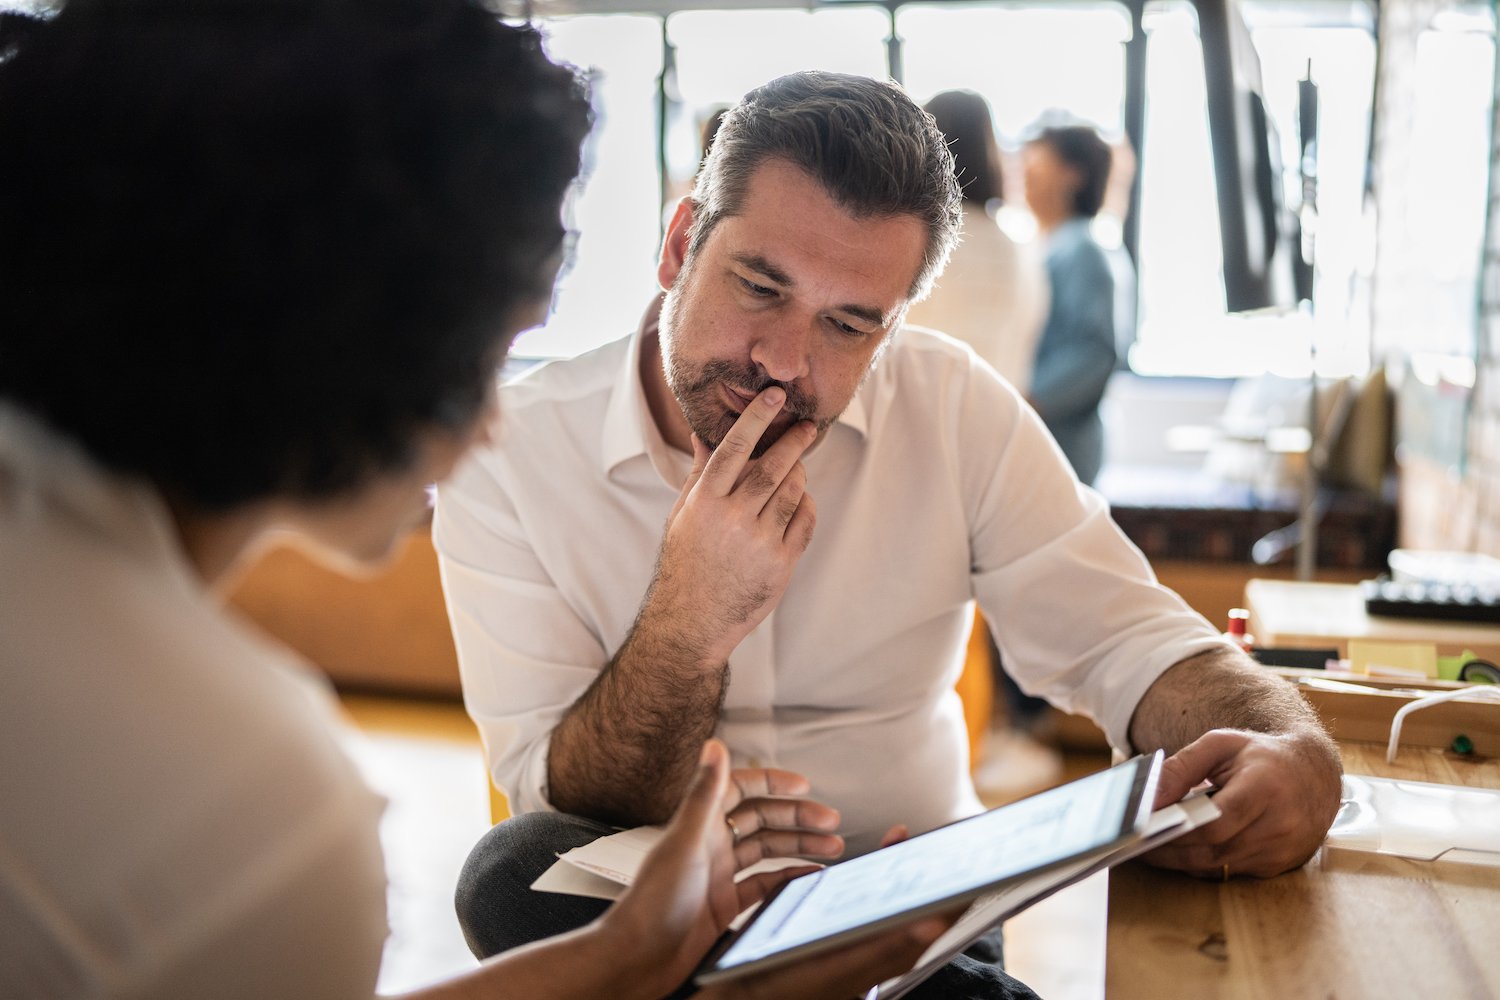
[547,386,821,824]
[643,385,819,666]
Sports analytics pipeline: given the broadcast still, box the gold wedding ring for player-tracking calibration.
[726,815,742,841]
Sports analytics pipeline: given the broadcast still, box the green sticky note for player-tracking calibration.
[1435,650,1476,682]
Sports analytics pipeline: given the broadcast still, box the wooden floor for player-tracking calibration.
[340,693,1111,999]
[339,695,492,995]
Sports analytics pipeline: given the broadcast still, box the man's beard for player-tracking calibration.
[665,356,827,458]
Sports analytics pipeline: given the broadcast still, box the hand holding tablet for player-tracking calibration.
[697,752,1169,987]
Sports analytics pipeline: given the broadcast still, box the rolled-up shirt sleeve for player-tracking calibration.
[959,361,1229,753]
[432,450,606,815]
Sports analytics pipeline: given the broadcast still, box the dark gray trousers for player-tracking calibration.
[455,812,1043,999]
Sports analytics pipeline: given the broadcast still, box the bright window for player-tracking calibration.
[1133,1,1379,378]
[515,15,665,360]
[1387,13,1495,358]
[899,3,1131,139]
[515,1,1488,384]
[663,8,892,200]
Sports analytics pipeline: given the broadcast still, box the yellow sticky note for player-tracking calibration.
[1347,639,1438,679]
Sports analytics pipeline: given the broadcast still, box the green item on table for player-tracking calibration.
[1436,650,1480,682]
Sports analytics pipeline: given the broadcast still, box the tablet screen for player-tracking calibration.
[699,753,1159,983]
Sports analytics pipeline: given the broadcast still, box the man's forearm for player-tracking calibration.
[547,603,729,825]
[1128,647,1336,759]
[1129,646,1344,876]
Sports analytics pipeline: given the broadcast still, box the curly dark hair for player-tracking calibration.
[0,0,591,510]
[0,10,49,63]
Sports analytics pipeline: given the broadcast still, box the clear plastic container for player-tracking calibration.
[1388,549,1500,589]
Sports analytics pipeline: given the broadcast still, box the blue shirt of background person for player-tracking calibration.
[1023,124,1120,487]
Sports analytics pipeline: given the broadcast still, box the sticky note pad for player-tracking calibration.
[1435,650,1479,682]
[1347,639,1438,679]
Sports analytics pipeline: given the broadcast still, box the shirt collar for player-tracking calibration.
[600,295,682,484]
[600,294,871,485]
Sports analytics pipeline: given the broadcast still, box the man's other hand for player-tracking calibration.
[1145,728,1342,879]
[724,766,845,868]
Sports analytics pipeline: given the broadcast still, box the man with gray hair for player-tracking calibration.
[438,69,1340,997]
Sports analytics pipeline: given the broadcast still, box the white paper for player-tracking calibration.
[532,823,822,914]
[545,825,665,888]
[530,858,629,900]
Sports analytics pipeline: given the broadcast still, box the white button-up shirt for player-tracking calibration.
[435,302,1225,856]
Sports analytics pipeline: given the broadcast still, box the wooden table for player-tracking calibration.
[1105,743,1500,999]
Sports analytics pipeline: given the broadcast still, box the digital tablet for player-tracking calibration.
[695,751,1163,986]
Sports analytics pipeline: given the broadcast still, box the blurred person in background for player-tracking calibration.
[908,90,1059,799]
[1022,121,1124,488]
[906,90,1048,392]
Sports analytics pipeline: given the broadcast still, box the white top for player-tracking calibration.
[0,404,389,1000]
[435,307,1224,856]
[905,202,1048,393]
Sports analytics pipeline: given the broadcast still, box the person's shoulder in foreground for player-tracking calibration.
[0,405,390,999]
[0,4,952,998]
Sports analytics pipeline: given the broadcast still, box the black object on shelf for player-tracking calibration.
[1360,577,1500,625]
[1251,647,1341,670]
[1458,660,1500,684]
